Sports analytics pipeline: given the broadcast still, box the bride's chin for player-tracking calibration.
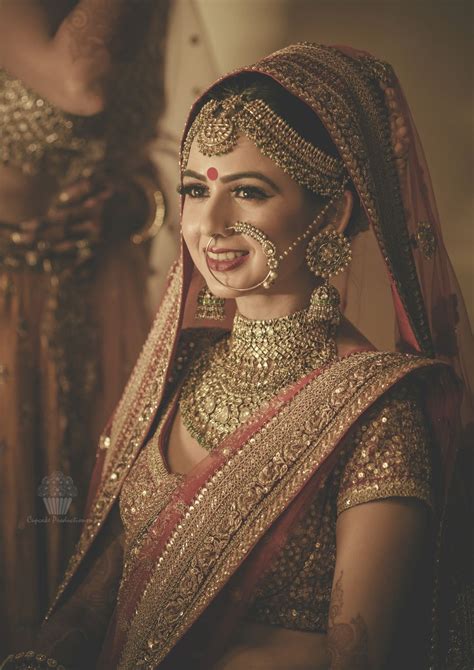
[207,285,243,300]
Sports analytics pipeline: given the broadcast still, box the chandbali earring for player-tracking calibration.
[306,227,352,326]
[195,285,226,321]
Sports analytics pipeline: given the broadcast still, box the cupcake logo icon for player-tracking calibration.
[38,471,78,516]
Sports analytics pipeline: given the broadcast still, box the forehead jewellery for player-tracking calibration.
[181,95,346,197]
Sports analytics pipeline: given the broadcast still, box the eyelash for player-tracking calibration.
[177,183,270,201]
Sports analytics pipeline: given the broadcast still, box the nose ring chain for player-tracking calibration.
[231,222,279,289]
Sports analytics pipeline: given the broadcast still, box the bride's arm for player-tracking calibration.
[43,504,125,667]
[0,0,150,115]
[326,383,433,669]
[38,536,123,668]
[327,498,429,670]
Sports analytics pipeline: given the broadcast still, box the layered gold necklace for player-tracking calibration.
[179,306,337,452]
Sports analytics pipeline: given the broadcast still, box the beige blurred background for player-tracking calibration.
[153,0,473,324]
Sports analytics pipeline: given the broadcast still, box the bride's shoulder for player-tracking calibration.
[332,318,442,396]
[335,376,433,516]
[335,317,375,358]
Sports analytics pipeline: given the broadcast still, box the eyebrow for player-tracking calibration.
[182,169,207,181]
[182,169,281,192]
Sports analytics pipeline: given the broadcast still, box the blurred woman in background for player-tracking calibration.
[0,0,169,652]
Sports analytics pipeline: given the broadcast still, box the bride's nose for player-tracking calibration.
[199,192,234,238]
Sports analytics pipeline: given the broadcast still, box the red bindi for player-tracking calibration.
[207,167,218,181]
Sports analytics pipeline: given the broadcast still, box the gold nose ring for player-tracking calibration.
[204,221,279,291]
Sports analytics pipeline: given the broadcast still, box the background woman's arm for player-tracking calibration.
[0,0,139,115]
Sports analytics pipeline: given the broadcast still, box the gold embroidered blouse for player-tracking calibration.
[119,413,184,559]
[119,341,432,635]
[246,382,432,633]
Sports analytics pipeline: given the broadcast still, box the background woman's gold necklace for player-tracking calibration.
[180,307,337,452]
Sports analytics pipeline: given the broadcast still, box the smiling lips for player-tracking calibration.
[205,247,249,272]
[207,249,247,261]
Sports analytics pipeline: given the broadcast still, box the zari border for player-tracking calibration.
[336,479,432,516]
[118,351,443,669]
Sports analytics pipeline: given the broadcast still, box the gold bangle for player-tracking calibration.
[129,175,166,244]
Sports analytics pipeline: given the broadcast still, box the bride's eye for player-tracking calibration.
[177,183,208,199]
[232,185,270,200]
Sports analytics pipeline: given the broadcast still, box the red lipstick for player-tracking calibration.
[205,250,249,272]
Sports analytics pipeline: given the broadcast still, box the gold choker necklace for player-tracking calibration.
[180,306,337,452]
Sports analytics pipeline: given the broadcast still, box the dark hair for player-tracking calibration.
[198,72,364,237]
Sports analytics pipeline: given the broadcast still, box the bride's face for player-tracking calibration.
[180,133,318,298]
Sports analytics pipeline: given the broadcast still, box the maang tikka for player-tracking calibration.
[306,226,352,326]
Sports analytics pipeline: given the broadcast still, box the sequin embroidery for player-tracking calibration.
[246,382,432,632]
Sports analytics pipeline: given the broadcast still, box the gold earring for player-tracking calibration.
[306,227,351,326]
[305,227,352,279]
[309,282,341,326]
[195,285,226,321]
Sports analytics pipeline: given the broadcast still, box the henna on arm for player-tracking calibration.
[57,0,156,113]
[61,0,125,65]
[59,0,153,70]
[327,572,372,670]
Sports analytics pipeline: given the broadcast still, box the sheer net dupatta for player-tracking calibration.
[241,40,472,463]
[178,43,472,667]
[328,46,473,668]
[334,47,473,432]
